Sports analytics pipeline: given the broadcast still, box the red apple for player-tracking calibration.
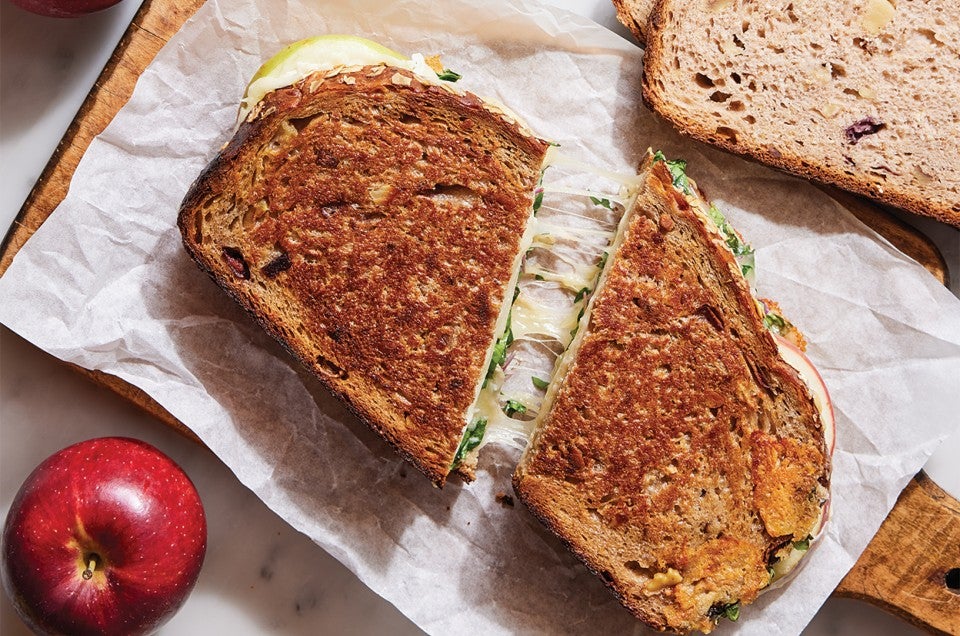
[1,437,206,635]
[7,0,125,18]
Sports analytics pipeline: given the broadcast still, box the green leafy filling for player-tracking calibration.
[503,400,527,417]
[451,417,487,468]
[533,189,544,215]
[589,196,614,210]
[707,204,756,278]
[485,317,513,386]
[709,600,742,622]
[763,311,789,334]
[652,150,693,196]
[531,376,550,391]
[721,602,740,622]
[569,303,587,339]
[484,288,520,387]
[653,151,755,278]
[792,535,812,551]
[436,69,462,82]
[574,287,590,303]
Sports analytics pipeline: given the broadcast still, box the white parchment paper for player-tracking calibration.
[2,0,959,633]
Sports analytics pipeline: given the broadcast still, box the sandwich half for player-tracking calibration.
[513,156,832,633]
[178,36,550,485]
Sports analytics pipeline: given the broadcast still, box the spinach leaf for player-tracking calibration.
[451,417,488,468]
[531,376,550,390]
[589,196,614,210]
[503,400,527,416]
[652,150,693,195]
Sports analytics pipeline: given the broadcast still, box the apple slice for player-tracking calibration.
[239,35,412,122]
[774,334,836,457]
[762,335,835,588]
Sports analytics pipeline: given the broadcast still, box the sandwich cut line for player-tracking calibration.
[454,149,646,474]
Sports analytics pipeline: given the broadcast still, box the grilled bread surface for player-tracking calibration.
[179,66,549,485]
[513,163,830,633]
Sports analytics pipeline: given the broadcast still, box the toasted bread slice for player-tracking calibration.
[641,0,960,225]
[179,64,549,485]
[513,161,830,633]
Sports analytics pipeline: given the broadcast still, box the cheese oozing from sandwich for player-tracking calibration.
[457,152,645,466]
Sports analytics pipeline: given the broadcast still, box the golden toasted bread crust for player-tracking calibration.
[179,66,549,485]
[514,164,829,633]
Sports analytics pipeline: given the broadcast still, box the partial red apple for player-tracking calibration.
[1,437,206,635]
[8,0,124,18]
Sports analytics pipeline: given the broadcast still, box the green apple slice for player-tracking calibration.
[238,35,415,122]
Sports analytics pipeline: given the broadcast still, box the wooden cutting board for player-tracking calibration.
[1,1,957,632]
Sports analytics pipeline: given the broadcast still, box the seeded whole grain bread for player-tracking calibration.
[178,65,549,485]
[513,161,830,633]
[639,0,960,226]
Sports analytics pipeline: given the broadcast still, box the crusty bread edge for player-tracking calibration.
[641,0,959,227]
[611,0,649,45]
[512,162,674,631]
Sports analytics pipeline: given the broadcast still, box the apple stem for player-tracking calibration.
[81,553,101,580]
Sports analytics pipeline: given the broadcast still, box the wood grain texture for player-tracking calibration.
[0,0,957,631]
[0,0,205,275]
[835,472,960,635]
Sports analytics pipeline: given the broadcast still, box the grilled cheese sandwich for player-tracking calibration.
[179,36,833,634]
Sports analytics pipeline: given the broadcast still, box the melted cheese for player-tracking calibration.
[460,156,644,465]
[510,292,580,345]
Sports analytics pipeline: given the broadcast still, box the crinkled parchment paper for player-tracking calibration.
[2,0,959,633]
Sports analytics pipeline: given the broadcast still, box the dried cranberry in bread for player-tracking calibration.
[641,0,960,226]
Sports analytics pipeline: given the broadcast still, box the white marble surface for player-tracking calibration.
[0,0,956,634]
